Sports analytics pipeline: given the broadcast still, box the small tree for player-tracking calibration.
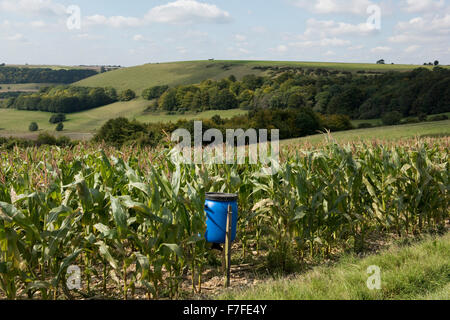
[49,113,66,124]
[418,113,428,122]
[119,89,136,101]
[29,122,39,132]
[434,60,439,66]
[56,122,64,132]
[382,111,403,126]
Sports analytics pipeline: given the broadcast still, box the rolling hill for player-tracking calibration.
[1,60,448,140]
[75,60,436,94]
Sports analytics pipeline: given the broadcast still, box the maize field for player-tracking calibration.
[0,137,448,299]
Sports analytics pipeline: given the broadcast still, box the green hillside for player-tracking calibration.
[75,60,435,94]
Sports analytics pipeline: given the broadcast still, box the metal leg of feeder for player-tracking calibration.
[224,204,232,288]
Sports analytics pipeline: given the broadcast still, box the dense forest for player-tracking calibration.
[143,67,450,119]
[2,86,118,113]
[0,66,97,84]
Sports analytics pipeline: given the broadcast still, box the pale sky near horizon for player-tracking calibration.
[0,0,449,67]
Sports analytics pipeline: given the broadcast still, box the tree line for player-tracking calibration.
[94,109,353,147]
[0,66,97,84]
[142,67,450,120]
[2,86,118,113]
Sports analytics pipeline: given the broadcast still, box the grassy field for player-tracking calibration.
[75,60,438,94]
[0,83,59,93]
[218,233,450,300]
[284,119,450,146]
[0,101,247,139]
[75,61,264,94]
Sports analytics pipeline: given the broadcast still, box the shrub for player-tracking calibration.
[94,117,148,147]
[36,133,57,146]
[49,113,66,124]
[429,114,449,122]
[144,101,159,112]
[358,123,373,129]
[142,85,169,100]
[56,122,64,131]
[0,137,34,149]
[119,89,136,101]
[55,136,72,147]
[321,114,354,132]
[29,122,39,132]
[401,117,420,124]
[382,111,403,126]
[418,113,428,122]
[36,133,73,147]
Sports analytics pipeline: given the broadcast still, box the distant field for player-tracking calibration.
[219,60,441,71]
[0,83,59,93]
[5,64,103,71]
[285,119,450,146]
[75,60,438,94]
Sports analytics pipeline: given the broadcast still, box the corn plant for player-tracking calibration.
[0,138,448,299]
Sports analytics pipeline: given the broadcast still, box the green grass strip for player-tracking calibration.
[218,233,450,300]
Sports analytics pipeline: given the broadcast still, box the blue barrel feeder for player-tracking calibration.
[205,193,238,244]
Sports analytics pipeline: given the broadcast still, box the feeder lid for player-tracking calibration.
[205,192,238,202]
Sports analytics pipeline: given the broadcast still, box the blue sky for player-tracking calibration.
[1,0,449,66]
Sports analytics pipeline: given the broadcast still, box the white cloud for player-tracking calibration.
[1,20,11,28]
[0,0,66,16]
[133,34,145,41]
[290,37,351,48]
[271,45,289,53]
[145,0,231,24]
[348,44,365,50]
[251,26,267,33]
[293,0,376,15]
[371,46,391,53]
[5,33,27,42]
[402,0,446,13]
[389,14,450,43]
[235,34,247,42]
[237,47,250,54]
[30,20,46,27]
[132,34,154,43]
[177,46,188,54]
[83,1,231,28]
[405,45,421,53]
[304,18,377,38]
[281,18,361,53]
[85,15,143,28]
[227,46,251,56]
